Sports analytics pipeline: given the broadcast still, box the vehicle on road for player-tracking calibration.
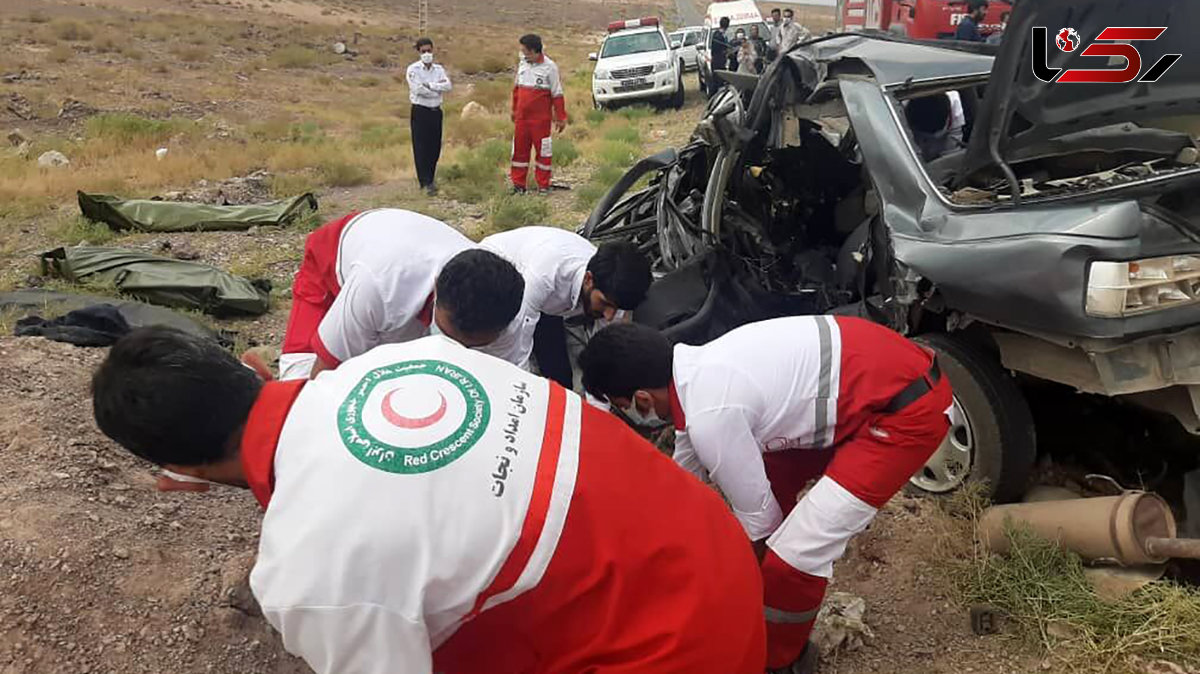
[836,0,1011,40]
[670,27,705,72]
[582,0,1200,502]
[590,17,686,110]
[697,0,770,97]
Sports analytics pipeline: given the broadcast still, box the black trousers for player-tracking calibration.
[410,104,444,188]
[532,313,574,389]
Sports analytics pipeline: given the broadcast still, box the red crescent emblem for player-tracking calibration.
[382,389,448,429]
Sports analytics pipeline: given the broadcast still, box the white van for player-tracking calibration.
[697,0,770,95]
[669,27,705,71]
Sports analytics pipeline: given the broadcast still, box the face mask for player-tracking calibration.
[736,33,745,40]
[420,52,434,65]
[784,17,793,25]
[620,397,669,429]
[429,320,445,337]
[162,469,217,487]
[518,52,527,63]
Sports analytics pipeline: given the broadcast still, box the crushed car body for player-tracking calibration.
[581,0,1200,501]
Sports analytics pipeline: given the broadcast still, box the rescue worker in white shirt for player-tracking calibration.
[777,8,812,54]
[579,316,954,674]
[511,34,567,194]
[92,327,768,674]
[478,226,652,388]
[406,37,451,196]
[277,209,524,380]
[768,8,784,55]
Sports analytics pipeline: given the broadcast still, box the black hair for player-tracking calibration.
[579,323,674,401]
[415,37,434,51]
[967,0,989,11]
[771,8,781,14]
[719,17,731,28]
[519,34,544,54]
[783,8,795,17]
[587,242,652,310]
[92,327,262,467]
[906,93,952,134]
[436,249,525,335]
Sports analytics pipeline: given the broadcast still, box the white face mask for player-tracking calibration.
[518,52,527,63]
[620,396,669,429]
[784,17,793,25]
[420,52,434,65]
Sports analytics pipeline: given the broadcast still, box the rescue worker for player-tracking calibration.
[578,316,954,674]
[278,209,524,380]
[728,28,746,71]
[91,327,768,674]
[406,37,452,195]
[768,8,784,55]
[777,9,811,54]
[479,226,652,387]
[510,34,567,194]
[955,0,988,42]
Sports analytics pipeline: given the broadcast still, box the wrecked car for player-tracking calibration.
[581,0,1200,502]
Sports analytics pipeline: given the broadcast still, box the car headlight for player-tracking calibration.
[594,68,610,80]
[653,61,671,72]
[1086,255,1200,317]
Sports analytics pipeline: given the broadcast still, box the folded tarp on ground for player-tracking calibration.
[41,246,271,317]
[78,191,318,232]
[0,289,225,343]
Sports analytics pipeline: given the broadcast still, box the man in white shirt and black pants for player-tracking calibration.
[406,38,451,196]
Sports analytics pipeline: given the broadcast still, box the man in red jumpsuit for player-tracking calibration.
[579,316,954,673]
[511,33,567,193]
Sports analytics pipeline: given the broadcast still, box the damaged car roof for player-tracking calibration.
[785,34,994,88]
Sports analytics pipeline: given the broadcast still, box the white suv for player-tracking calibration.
[590,17,685,110]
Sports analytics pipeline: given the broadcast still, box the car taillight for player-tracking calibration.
[1086,256,1200,317]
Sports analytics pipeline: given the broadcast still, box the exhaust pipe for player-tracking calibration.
[979,492,1200,566]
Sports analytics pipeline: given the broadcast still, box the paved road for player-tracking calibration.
[675,0,704,27]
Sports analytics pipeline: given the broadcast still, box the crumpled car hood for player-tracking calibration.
[961,0,1200,184]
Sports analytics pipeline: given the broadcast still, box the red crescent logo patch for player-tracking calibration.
[382,389,448,429]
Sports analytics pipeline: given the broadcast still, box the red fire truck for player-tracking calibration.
[836,0,1012,40]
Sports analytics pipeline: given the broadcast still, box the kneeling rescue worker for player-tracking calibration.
[92,327,767,673]
[579,316,954,673]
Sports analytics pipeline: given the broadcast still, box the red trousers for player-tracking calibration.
[511,118,553,190]
[434,398,766,673]
[281,213,357,358]
[760,376,952,668]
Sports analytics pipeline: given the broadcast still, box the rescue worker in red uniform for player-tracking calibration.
[511,33,567,193]
[579,316,954,674]
[92,327,767,674]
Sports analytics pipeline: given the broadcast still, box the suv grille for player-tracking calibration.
[611,65,655,80]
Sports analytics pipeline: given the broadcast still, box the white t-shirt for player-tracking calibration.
[251,336,581,673]
[478,227,596,370]
[315,209,472,367]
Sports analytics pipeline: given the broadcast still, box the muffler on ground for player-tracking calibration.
[979,492,1200,565]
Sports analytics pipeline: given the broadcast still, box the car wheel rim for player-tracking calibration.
[910,396,973,494]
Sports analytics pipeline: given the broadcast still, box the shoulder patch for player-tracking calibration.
[338,359,491,474]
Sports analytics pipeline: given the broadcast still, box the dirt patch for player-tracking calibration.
[820,494,1042,674]
[0,337,305,674]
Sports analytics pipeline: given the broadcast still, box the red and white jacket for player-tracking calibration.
[244,336,767,673]
[512,55,567,123]
[248,337,582,672]
[670,316,949,541]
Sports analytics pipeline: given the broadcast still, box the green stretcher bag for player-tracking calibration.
[41,246,271,317]
[77,191,318,232]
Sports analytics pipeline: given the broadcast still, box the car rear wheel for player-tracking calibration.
[910,333,1037,503]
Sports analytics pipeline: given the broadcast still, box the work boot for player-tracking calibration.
[767,643,819,674]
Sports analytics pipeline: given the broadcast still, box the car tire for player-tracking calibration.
[910,333,1037,503]
[671,67,686,109]
[592,96,605,111]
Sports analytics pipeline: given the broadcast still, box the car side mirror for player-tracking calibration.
[588,52,598,61]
